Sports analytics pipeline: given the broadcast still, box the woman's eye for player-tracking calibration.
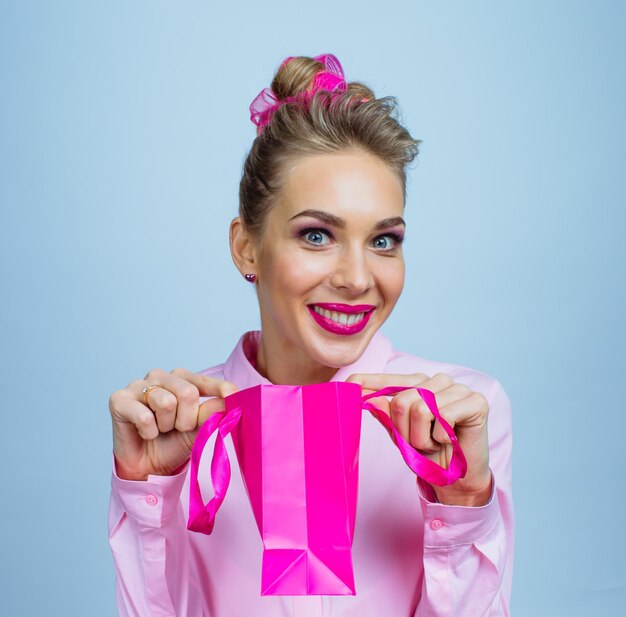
[372,234,400,250]
[302,229,331,246]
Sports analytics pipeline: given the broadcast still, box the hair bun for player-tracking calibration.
[249,54,375,134]
[271,55,339,100]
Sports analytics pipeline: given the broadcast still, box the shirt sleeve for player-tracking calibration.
[108,453,202,617]
[413,379,514,617]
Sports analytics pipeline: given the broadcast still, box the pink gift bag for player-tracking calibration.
[187,382,466,596]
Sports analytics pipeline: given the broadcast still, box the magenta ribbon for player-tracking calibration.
[188,406,242,533]
[187,385,467,535]
[249,53,348,134]
[362,386,467,487]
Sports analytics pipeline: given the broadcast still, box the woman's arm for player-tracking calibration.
[414,379,514,616]
[108,456,202,617]
[107,367,237,615]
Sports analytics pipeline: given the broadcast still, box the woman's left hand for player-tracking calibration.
[346,372,492,506]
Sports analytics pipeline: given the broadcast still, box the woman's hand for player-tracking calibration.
[109,368,239,481]
[346,372,492,506]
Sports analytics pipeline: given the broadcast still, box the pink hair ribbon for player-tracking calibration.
[249,53,349,135]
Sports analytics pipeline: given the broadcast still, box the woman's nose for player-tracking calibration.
[329,247,374,295]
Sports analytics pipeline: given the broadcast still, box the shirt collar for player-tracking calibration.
[222,330,393,389]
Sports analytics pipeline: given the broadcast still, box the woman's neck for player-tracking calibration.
[254,331,338,385]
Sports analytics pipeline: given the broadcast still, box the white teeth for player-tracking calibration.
[311,306,368,326]
[347,313,364,325]
[313,307,332,319]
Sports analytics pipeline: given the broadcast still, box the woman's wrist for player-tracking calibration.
[114,454,190,482]
[432,473,493,507]
[114,456,149,481]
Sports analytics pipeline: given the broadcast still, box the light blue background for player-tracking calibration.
[1,1,624,615]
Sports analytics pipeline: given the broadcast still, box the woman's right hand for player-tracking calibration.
[109,367,239,481]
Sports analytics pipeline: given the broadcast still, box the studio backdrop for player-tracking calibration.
[1,1,624,615]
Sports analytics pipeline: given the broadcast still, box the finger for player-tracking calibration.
[416,372,456,394]
[133,372,197,433]
[157,372,205,433]
[176,371,239,430]
[419,383,474,445]
[140,369,238,434]
[346,372,429,394]
[408,394,440,452]
[432,413,453,446]
[135,373,195,433]
[137,369,180,433]
[366,395,391,415]
[171,368,239,399]
[112,392,160,441]
[431,392,489,443]
[387,389,420,443]
[125,376,178,434]
[198,396,228,425]
[428,382,473,405]
[147,383,181,433]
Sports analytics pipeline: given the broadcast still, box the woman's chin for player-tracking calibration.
[306,327,377,369]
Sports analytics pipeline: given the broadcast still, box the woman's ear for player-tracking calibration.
[229,217,257,277]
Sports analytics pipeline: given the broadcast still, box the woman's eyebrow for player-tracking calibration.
[289,209,345,228]
[374,216,406,230]
[288,209,406,231]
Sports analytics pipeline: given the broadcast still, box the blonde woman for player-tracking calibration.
[108,53,513,616]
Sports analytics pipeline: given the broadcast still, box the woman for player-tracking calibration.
[108,53,513,616]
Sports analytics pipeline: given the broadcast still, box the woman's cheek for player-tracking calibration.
[380,259,405,303]
[284,251,329,281]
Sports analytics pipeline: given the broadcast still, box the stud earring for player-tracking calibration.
[244,273,257,283]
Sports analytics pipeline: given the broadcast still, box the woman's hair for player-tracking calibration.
[239,56,421,236]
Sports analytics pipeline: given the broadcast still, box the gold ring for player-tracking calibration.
[142,384,163,406]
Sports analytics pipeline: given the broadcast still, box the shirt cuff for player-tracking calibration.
[110,452,190,528]
[416,470,500,548]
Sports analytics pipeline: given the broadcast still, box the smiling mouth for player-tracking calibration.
[311,305,367,325]
[307,303,376,335]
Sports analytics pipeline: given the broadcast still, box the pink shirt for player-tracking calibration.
[108,330,514,616]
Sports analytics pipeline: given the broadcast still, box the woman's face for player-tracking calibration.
[252,148,406,378]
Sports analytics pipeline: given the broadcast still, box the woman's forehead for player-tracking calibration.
[276,151,404,220]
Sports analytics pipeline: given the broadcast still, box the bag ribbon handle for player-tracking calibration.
[187,405,242,534]
[362,386,467,487]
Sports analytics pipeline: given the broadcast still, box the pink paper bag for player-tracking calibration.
[187,382,466,596]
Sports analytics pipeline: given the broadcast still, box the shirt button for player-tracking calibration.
[430,518,444,530]
[145,494,159,506]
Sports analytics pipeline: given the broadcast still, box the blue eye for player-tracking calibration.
[372,234,401,250]
[302,229,331,246]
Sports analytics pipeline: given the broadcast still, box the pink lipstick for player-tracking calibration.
[307,303,376,336]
